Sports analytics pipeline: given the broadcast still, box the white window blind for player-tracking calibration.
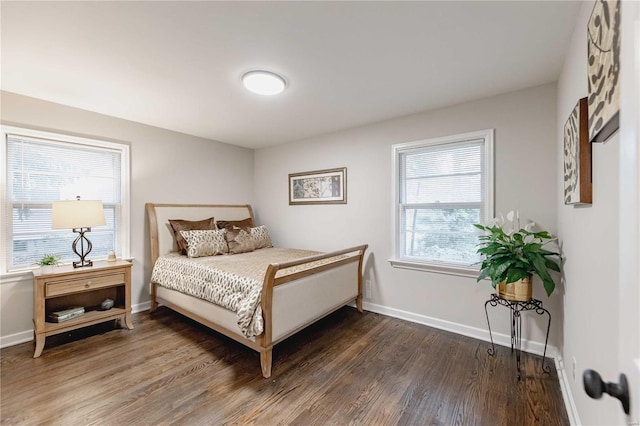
[392,130,494,274]
[2,127,130,271]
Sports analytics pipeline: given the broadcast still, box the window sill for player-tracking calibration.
[388,258,480,278]
[0,269,36,284]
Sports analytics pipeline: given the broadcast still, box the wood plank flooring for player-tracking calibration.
[1,307,569,425]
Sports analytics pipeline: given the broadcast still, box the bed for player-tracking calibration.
[146,203,367,378]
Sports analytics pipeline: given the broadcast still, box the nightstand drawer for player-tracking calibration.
[45,272,125,297]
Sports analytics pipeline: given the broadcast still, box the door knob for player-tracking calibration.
[583,369,630,414]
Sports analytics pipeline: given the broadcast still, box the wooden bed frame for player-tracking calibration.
[146,203,367,378]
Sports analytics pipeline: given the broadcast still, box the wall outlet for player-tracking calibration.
[364,279,372,299]
[572,356,577,382]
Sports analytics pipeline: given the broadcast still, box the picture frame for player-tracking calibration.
[564,98,592,205]
[289,167,347,205]
[587,0,621,142]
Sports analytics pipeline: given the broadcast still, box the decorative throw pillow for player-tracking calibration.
[179,229,228,258]
[251,225,273,249]
[225,226,256,254]
[169,217,216,255]
[216,218,254,232]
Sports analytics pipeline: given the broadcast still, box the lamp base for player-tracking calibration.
[72,227,94,268]
[73,259,93,268]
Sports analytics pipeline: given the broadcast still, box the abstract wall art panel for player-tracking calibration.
[587,0,621,142]
[564,98,592,205]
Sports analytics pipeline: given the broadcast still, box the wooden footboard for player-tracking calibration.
[259,244,368,377]
[146,202,367,378]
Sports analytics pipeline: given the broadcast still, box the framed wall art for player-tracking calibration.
[587,0,621,142]
[564,98,592,205]
[289,167,347,205]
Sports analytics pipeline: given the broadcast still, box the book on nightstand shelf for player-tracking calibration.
[47,307,85,323]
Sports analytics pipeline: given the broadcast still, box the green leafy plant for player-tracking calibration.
[474,211,561,296]
[35,254,61,267]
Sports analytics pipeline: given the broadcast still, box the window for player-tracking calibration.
[1,126,130,272]
[391,129,494,276]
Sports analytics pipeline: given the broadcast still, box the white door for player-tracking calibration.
[581,3,639,421]
[617,0,640,423]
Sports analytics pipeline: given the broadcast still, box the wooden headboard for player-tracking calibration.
[146,203,254,266]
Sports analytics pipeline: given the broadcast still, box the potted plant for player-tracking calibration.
[474,211,561,300]
[35,254,61,273]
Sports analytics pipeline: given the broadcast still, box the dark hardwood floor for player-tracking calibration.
[1,307,568,425]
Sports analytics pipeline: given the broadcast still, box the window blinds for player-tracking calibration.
[398,139,486,265]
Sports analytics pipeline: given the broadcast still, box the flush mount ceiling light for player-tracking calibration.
[242,70,286,95]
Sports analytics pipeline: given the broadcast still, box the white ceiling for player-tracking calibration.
[1,1,580,149]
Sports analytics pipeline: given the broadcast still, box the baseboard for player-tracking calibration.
[0,301,152,349]
[132,301,151,313]
[554,355,581,425]
[0,330,34,349]
[357,300,558,359]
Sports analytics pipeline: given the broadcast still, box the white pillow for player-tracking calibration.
[179,229,228,258]
[251,225,273,249]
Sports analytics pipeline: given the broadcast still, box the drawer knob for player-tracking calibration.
[85,281,92,288]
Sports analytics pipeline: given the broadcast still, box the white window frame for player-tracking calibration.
[0,125,130,274]
[389,129,494,277]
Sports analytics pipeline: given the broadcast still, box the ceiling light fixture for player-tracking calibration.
[242,70,286,95]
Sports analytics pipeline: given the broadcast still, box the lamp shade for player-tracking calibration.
[52,200,106,229]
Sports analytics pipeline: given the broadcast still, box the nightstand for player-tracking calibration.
[32,260,133,358]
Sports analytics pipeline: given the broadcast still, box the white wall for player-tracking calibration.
[254,83,561,351]
[0,91,254,345]
[556,2,622,424]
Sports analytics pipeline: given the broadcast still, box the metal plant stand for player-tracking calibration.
[484,294,551,380]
